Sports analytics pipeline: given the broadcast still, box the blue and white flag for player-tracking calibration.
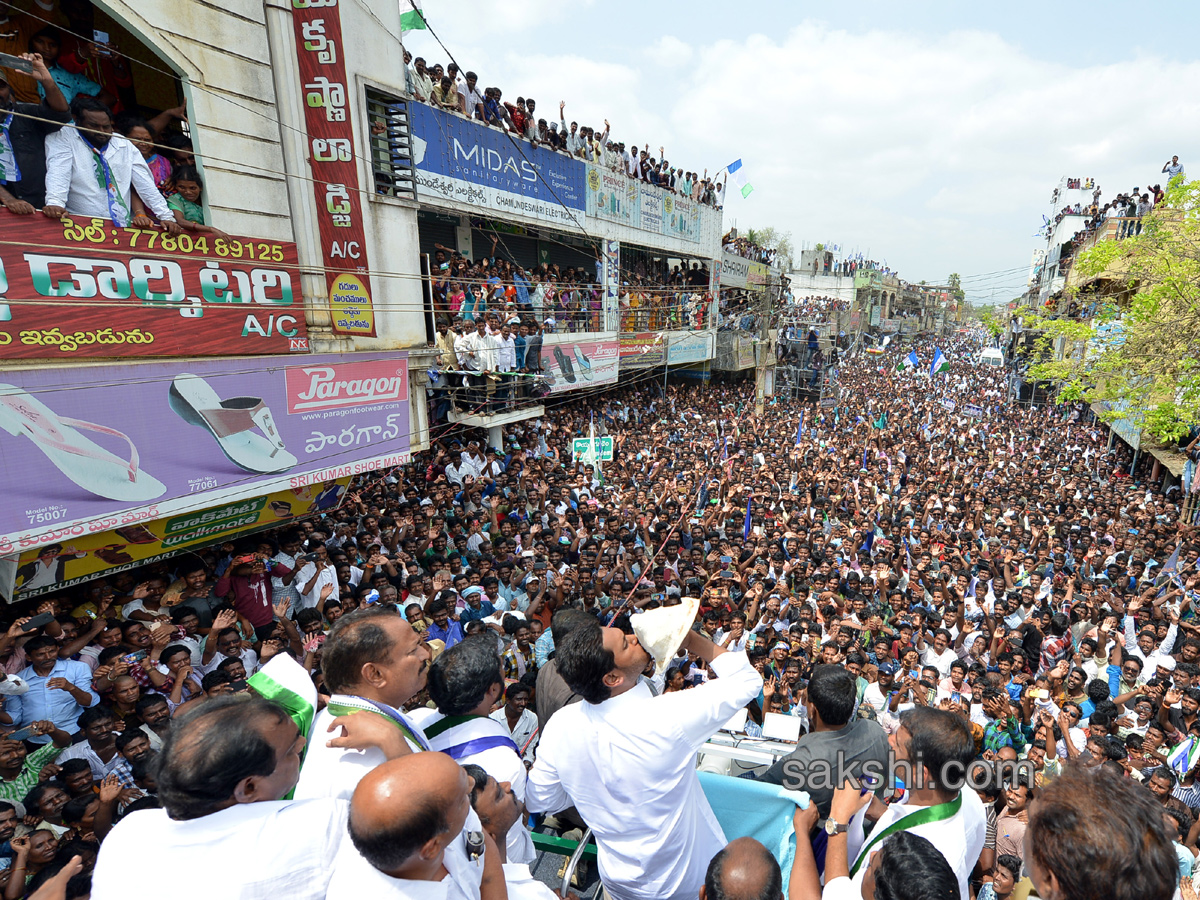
[743,497,753,540]
[929,348,949,377]
[724,158,754,199]
[897,350,919,373]
[796,412,804,447]
[1168,735,1200,777]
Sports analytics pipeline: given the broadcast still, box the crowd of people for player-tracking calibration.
[787,295,851,322]
[0,328,1189,900]
[428,239,713,341]
[0,1,216,234]
[1041,158,1186,309]
[722,234,776,265]
[403,52,722,207]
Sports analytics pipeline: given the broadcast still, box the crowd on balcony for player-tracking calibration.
[429,239,604,335]
[788,294,851,321]
[832,257,893,277]
[618,281,711,334]
[0,3,220,236]
[404,52,723,207]
[722,233,776,264]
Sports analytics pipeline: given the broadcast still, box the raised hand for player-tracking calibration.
[98,773,123,804]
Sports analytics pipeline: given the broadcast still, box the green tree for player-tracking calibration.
[976,307,1003,339]
[1026,177,1200,442]
[744,226,795,270]
[948,273,965,304]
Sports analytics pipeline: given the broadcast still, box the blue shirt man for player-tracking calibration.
[459,587,495,624]
[425,600,464,649]
[7,636,99,743]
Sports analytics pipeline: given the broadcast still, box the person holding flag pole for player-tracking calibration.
[929,348,949,378]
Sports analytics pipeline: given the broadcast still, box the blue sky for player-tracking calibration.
[401,1,1200,304]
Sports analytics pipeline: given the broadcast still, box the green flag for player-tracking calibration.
[874,412,887,429]
[400,2,427,30]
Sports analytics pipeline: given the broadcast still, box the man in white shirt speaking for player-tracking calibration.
[527,618,761,900]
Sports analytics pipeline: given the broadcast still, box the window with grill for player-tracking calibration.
[365,87,417,201]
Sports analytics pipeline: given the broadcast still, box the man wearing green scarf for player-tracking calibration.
[43,94,180,231]
[292,606,432,801]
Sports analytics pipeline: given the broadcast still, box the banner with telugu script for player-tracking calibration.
[0,352,408,555]
[291,0,376,336]
[10,478,351,600]
[0,215,307,359]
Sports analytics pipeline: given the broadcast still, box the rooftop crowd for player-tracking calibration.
[404,53,723,207]
[1039,157,1186,307]
[0,330,1186,900]
[722,234,776,264]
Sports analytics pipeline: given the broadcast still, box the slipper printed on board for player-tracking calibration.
[0,384,166,502]
[169,374,297,475]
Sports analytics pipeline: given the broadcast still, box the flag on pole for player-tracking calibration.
[743,496,753,540]
[796,412,804,447]
[725,159,754,199]
[897,350,919,373]
[929,348,949,377]
[1156,544,1181,595]
[400,1,427,30]
[722,437,729,461]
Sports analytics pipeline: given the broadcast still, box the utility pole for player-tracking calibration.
[755,273,774,418]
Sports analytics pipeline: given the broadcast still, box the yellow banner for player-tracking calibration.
[12,479,351,599]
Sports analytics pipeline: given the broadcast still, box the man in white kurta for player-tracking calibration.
[527,623,761,900]
[293,610,432,801]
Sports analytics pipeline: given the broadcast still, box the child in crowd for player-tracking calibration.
[28,27,103,104]
[166,166,227,238]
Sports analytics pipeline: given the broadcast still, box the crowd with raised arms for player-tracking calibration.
[0,327,1187,900]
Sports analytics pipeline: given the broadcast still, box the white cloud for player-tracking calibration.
[402,11,1200,295]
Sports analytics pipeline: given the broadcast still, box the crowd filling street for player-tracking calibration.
[0,331,1186,900]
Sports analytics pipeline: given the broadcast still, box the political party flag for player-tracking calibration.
[897,350,919,373]
[929,348,949,377]
[725,159,754,199]
[400,1,427,30]
[796,412,804,447]
[1156,544,1182,595]
[722,437,729,460]
[248,654,318,796]
[1162,544,1181,576]
[1168,735,1200,777]
[743,496,753,540]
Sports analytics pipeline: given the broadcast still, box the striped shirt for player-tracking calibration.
[0,744,59,802]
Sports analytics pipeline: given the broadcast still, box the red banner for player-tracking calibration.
[290,0,376,337]
[0,214,308,359]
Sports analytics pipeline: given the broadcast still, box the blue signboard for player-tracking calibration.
[409,103,586,219]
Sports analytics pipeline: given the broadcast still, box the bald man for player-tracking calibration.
[327,752,506,900]
[701,838,783,900]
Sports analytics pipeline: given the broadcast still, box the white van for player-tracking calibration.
[978,347,1005,368]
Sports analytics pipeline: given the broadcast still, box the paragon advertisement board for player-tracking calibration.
[0,352,409,554]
